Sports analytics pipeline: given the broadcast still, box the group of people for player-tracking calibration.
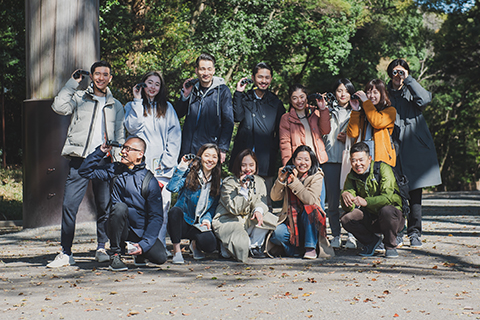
[46,53,441,271]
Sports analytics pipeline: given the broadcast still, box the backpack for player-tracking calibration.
[372,161,410,218]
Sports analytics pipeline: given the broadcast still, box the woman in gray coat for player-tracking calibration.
[387,59,442,247]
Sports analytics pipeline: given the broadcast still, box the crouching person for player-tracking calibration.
[79,137,167,271]
[340,142,405,258]
[213,149,278,263]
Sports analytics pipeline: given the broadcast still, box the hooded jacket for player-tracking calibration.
[78,147,163,253]
[125,100,181,179]
[230,89,285,176]
[51,78,125,160]
[175,76,234,156]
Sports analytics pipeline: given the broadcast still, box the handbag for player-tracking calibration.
[340,136,352,189]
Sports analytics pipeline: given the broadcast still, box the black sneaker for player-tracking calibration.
[134,255,147,267]
[109,253,128,271]
[249,247,265,258]
[409,234,422,248]
[385,248,399,258]
[359,236,382,257]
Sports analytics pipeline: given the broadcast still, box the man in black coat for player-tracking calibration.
[175,53,234,163]
[230,62,285,202]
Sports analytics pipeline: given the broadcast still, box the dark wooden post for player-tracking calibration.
[23,0,100,228]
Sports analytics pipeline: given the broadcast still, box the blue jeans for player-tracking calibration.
[270,210,318,256]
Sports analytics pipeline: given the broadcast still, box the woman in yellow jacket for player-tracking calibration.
[347,79,396,167]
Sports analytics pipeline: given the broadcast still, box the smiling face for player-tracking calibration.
[335,83,351,108]
[144,75,161,101]
[91,66,112,93]
[253,68,272,91]
[240,155,256,176]
[293,151,312,176]
[200,147,219,174]
[290,89,308,112]
[195,59,215,87]
[366,85,381,106]
[350,151,371,175]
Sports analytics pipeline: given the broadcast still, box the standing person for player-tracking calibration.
[279,84,331,209]
[124,71,181,252]
[230,62,285,201]
[213,149,278,263]
[78,138,167,271]
[347,79,397,167]
[48,61,124,268]
[267,145,333,259]
[322,79,357,249]
[387,59,441,247]
[175,53,234,163]
[166,144,222,264]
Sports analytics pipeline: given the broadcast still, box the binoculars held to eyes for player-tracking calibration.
[281,165,296,175]
[106,140,122,148]
[392,70,405,77]
[185,78,199,88]
[135,83,147,90]
[242,175,255,183]
[73,70,90,79]
[240,78,254,86]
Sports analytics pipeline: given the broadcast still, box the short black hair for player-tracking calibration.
[387,59,410,78]
[90,61,112,75]
[286,145,320,177]
[196,53,216,68]
[231,149,258,178]
[252,62,273,77]
[350,142,370,157]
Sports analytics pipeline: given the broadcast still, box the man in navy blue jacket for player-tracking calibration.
[175,53,234,163]
[79,137,167,271]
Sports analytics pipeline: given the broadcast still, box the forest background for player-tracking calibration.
[1,0,479,192]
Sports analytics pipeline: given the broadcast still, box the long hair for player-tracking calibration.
[140,71,168,118]
[333,78,355,109]
[231,149,258,178]
[184,144,222,197]
[286,145,320,177]
[365,79,391,111]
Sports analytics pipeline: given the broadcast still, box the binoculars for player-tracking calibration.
[73,70,90,79]
[242,175,255,183]
[392,70,405,77]
[281,165,296,175]
[240,78,254,86]
[184,154,198,161]
[185,78,199,88]
[351,94,360,100]
[135,82,147,90]
[307,93,323,101]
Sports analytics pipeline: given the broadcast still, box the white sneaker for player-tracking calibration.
[172,252,184,264]
[189,242,205,260]
[344,234,357,249]
[330,236,341,248]
[47,252,75,268]
[95,248,110,263]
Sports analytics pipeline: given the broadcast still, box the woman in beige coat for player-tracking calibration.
[212,149,278,263]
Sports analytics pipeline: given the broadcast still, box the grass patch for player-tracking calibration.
[0,166,22,220]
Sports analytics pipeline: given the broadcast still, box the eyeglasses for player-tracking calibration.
[122,145,142,153]
[392,70,404,77]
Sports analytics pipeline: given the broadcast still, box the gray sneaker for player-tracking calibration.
[385,248,399,258]
[109,254,128,271]
[409,234,422,248]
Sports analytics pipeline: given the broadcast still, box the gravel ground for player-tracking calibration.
[1,191,479,319]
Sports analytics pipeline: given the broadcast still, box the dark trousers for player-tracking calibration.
[107,203,167,265]
[406,188,422,236]
[61,157,110,254]
[341,205,405,249]
[167,207,217,253]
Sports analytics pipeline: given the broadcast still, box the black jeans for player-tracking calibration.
[61,157,109,254]
[167,207,217,253]
[406,188,422,236]
[107,203,167,265]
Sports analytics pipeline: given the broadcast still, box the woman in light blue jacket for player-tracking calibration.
[124,71,181,252]
[322,79,357,249]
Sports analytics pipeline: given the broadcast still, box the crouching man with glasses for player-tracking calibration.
[78,137,167,271]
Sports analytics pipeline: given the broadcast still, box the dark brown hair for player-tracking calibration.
[141,71,168,118]
[184,144,222,197]
[365,79,391,110]
[231,149,258,178]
